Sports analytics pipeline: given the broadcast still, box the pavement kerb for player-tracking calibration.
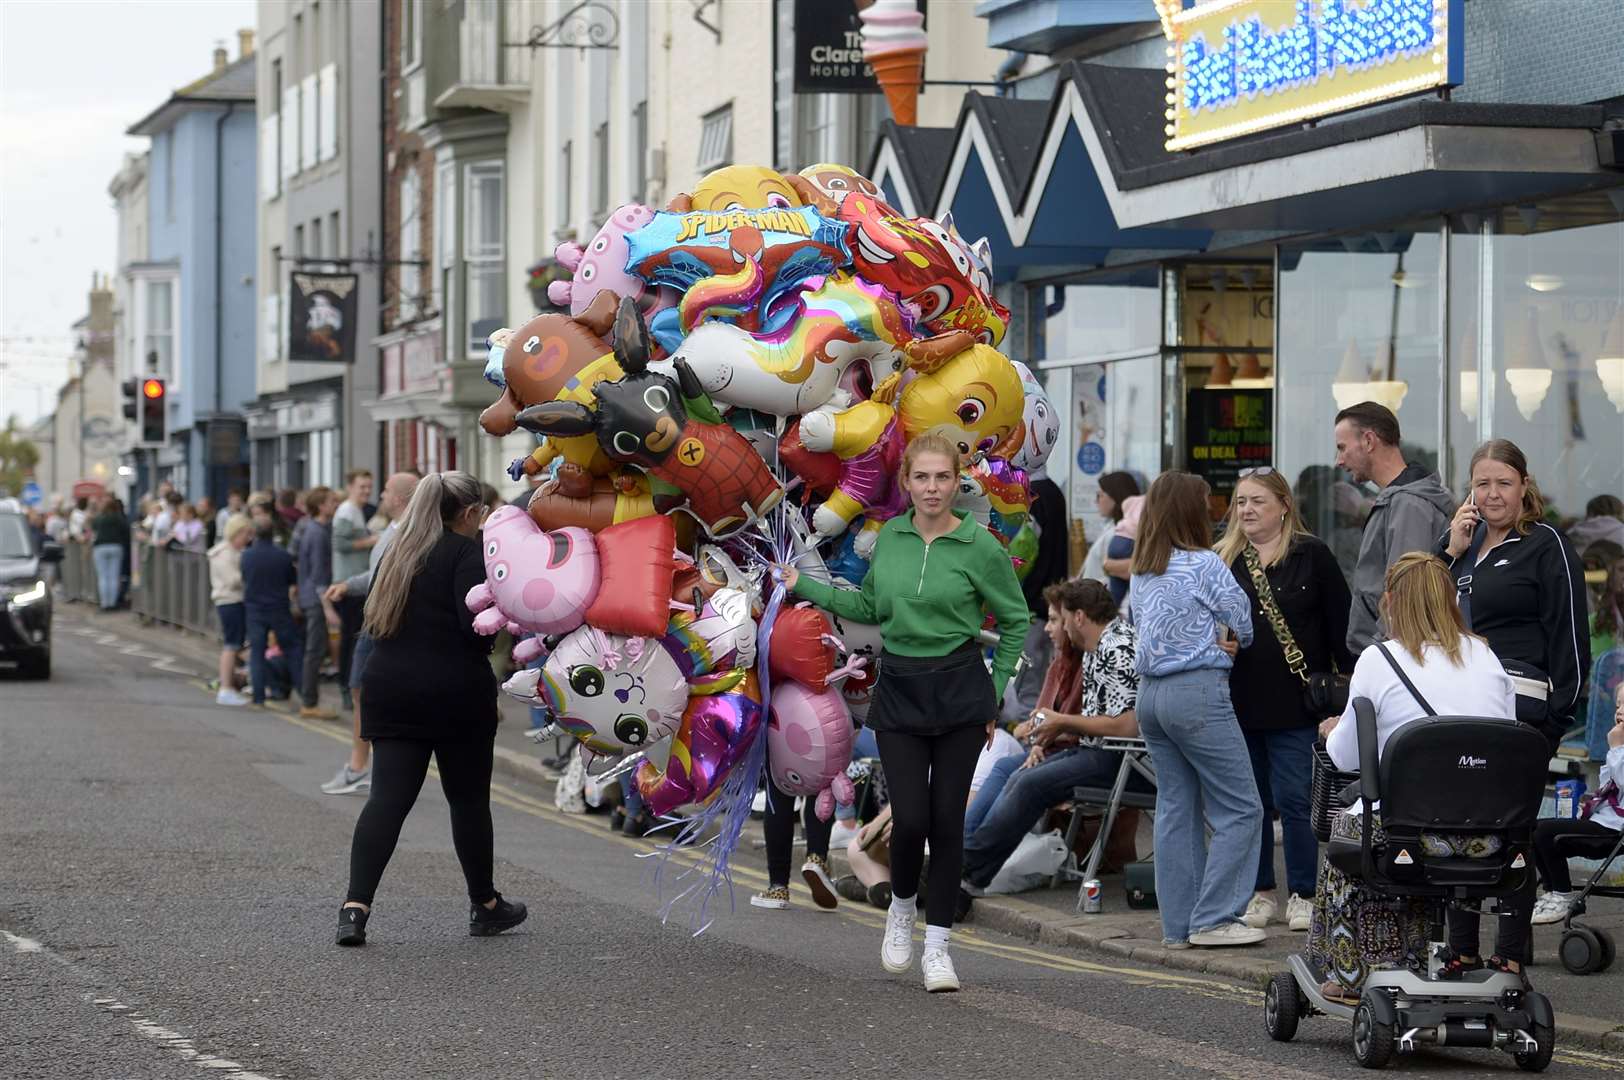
[61,604,1624,1056]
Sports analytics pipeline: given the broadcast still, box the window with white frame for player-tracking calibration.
[557,141,572,234]
[318,64,338,162]
[436,158,455,329]
[402,0,421,68]
[142,278,176,377]
[300,74,317,171]
[464,161,505,358]
[592,122,609,220]
[697,104,733,172]
[281,82,299,181]
[631,100,647,204]
[399,171,421,321]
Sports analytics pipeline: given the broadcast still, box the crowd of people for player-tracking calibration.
[28,396,1623,995]
[728,400,1621,995]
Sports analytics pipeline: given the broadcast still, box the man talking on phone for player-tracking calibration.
[1332,401,1455,652]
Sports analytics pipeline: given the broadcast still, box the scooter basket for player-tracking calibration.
[1310,741,1360,844]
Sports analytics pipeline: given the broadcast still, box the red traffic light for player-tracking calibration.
[142,378,165,399]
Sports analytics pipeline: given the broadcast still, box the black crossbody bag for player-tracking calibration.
[1243,545,1349,716]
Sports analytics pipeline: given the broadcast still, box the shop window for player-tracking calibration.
[1045,277,1162,359]
[1450,195,1624,531]
[1278,225,1444,577]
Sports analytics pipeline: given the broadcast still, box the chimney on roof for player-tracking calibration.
[238,29,255,59]
[213,42,228,74]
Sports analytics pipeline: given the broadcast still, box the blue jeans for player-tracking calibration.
[1243,726,1318,897]
[965,753,1024,836]
[962,746,1147,889]
[93,543,122,609]
[246,605,304,706]
[1138,668,1263,942]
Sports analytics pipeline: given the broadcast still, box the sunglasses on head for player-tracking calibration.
[1237,466,1276,478]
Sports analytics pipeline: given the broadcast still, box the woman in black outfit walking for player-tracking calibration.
[336,471,527,946]
[1439,438,1589,976]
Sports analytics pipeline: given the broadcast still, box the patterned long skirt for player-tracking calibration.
[1305,811,1432,995]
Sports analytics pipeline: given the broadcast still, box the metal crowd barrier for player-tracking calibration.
[57,542,100,604]
[133,545,220,638]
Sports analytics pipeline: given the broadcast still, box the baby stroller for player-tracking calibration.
[1556,824,1623,974]
[1264,700,1556,1070]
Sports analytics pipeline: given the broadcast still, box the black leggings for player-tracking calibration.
[762,777,833,887]
[1447,817,1624,961]
[876,725,986,929]
[346,736,497,907]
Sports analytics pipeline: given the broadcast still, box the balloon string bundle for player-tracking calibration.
[642,498,810,935]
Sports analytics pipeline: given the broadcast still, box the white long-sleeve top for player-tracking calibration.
[1326,637,1516,784]
[1590,746,1624,833]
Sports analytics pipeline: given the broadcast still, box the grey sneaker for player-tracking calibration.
[321,763,370,795]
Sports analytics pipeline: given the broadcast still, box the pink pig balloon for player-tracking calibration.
[549,203,679,319]
[767,681,855,821]
[465,505,600,648]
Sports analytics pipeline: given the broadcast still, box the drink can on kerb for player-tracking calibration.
[1083,879,1103,913]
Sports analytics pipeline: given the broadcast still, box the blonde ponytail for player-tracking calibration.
[363,471,482,638]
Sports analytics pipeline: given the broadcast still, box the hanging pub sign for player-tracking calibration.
[1160,0,1464,151]
[1185,387,1272,499]
[289,271,359,363]
[792,0,927,94]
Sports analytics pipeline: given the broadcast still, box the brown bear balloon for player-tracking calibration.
[481,290,623,500]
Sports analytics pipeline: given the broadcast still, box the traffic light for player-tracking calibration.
[122,377,140,424]
[137,378,167,446]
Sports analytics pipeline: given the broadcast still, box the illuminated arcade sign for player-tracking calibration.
[1158,0,1463,152]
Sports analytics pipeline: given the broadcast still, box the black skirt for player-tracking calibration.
[867,640,996,736]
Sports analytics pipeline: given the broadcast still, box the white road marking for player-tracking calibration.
[4,930,273,1080]
[64,621,200,677]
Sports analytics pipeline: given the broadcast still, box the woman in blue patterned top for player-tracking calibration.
[1130,471,1265,948]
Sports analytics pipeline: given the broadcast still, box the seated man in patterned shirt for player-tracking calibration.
[960,578,1146,897]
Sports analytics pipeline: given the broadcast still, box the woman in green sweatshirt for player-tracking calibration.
[785,433,1030,993]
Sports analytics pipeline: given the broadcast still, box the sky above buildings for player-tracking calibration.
[0,0,255,426]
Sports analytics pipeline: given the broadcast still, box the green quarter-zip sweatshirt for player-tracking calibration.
[792,510,1031,699]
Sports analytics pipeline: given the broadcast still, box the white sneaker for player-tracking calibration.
[881,904,915,973]
[828,819,859,851]
[1189,921,1267,947]
[216,688,250,706]
[1286,893,1314,932]
[1242,893,1276,928]
[921,947,960,993]
[1530,890,1577,926]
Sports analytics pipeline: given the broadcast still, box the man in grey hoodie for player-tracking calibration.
[1334,402,1457,653]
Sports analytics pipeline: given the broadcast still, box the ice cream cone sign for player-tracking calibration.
[857,0,926,126]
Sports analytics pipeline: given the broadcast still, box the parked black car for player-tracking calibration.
[0,509,59,679]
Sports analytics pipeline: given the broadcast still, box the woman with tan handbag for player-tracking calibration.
[1217,467,1354,933]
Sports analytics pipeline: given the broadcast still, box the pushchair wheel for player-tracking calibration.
[1352,991,1396,1069]
[1595,927,1615,973]
[1559,926,1605,975]
[1264,971,1300,1042]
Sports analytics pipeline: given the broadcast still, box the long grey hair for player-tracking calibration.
[363,470,483,639]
